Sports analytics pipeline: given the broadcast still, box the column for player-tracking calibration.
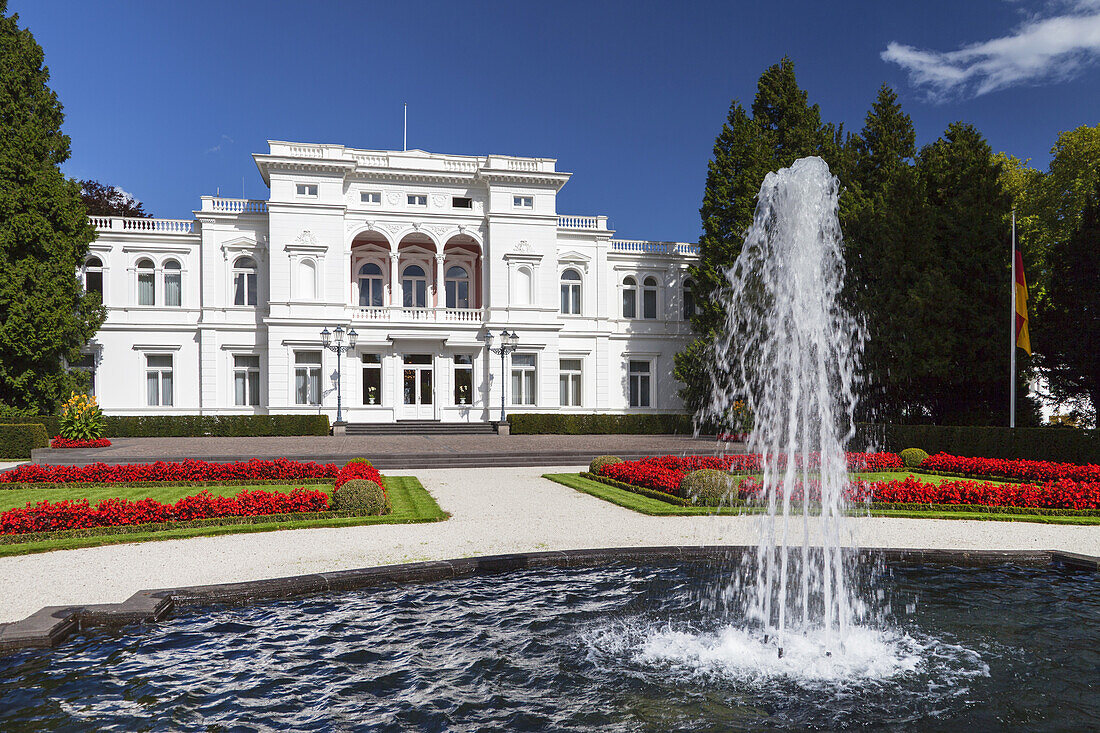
[435,254,446,309]
[388,252,399,307]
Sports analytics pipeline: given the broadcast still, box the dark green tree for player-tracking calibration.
[676,57,843,417]
[0,1,105,413]
[79,179,151,217]
[1039,177,1100,421]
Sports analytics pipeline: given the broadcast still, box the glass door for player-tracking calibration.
[401,354,434,419]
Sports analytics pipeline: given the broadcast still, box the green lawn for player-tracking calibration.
[544,473,1100,525]
[0,476,448,556]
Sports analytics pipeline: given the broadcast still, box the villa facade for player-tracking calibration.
[77,141,700,424]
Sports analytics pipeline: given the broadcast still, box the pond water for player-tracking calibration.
[1,561,1096,732]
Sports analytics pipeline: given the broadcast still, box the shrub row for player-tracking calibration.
[856,423,1099,464]
[0,414,330,439]
[0,424,49,459]
[0,488,330,535]
[0,458,339,485]
[509,413,694,435]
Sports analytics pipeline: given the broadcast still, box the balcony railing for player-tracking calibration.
[89,216,195,234]
[558,215,608,230]
[206,198,268,214]
[352,306,485,323]
[609,239,699,256]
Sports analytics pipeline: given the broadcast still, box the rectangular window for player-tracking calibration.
[628,360,652,408]
[294,351,322,405]
[296,183,318,197]
[361,191,381,204]
[362,353,381,405]
[559,358,582,407]
[454,354,473,405]
[165,272,181,307]
[71,353,96,397]
[452,196,472,209]
[407,194,427,207]
[643,287,657,319]
[511,353,536,405]
[145,354,173,407]
[233,355,261,407]
[513,195,533,209]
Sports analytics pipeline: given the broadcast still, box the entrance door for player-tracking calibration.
[401,354,434,419]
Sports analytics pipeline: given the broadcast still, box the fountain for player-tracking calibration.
[706,155,865,659]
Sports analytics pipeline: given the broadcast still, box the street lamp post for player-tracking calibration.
[320,325,358,429]
[482,329,519,425]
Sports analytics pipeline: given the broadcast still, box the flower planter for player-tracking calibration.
[50,437,112,448]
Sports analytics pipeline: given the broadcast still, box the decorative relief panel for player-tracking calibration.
[386,191,401,205]
[431,194,448,208]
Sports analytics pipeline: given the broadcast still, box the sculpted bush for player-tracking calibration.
[680,469,739,505]
[332,479,391,515]
[899,448,929,468]
[589,455,624,474]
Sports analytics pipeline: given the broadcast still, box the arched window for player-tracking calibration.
[683,278,695,320]
[445,265,470,309]
[358,262,384,307]
[642,276,658,320]
[560,269,581,315]
[164,259,182,307]
[297,259,317,300]
[622,276,637,319]
[233,256,257,306]
[137,258,155,306]
[515,266,533,306]
[84,256,103,298]
[402,264,427,308]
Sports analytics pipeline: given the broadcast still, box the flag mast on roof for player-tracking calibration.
[403,103,407,152]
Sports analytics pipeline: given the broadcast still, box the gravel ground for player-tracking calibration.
[1,465,1097,624]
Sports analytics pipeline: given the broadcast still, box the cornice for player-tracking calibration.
[253,154,357,185]
[475,169,571,190]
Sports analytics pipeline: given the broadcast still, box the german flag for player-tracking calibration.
[1015,250,1031,355]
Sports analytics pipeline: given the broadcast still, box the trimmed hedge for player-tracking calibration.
[0,424,49,459]
[581,472,691,506]
[0,414,329,438]
[856,424,1098,465]
[510,413,694,435]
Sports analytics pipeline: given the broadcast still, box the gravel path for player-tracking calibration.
[1,466,1097,624]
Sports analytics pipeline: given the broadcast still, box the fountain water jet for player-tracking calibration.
[704,156,865,654]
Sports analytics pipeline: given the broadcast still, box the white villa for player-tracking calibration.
[76,142,700,426]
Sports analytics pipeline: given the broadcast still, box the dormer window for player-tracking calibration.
[407,194,427,207]
[452,196,472,209]
[513,195,533,209]
[296,183,318,197]
[361,191,381,205]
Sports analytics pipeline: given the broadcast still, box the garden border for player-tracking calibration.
[0,546,1095,654]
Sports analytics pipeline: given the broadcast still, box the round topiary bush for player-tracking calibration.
[345,457,374,468]
[899,448,929,468]
[680,469,738,505]
[589,455,624,474]
[331,479,391,515]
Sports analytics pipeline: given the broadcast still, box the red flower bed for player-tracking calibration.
[0,458,340,485]
[596,454,1100,510]
[847,476,1100,510]
[598,453,903,495]
[0,487,330,535]
[50,437,112,448]
[921,453,1100,483]
[334,461,384,489]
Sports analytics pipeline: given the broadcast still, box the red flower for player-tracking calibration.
[50,437,112,448]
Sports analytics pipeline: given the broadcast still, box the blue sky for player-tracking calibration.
[10,0,1100,241]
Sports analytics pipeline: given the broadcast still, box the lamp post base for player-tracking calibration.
[494,421,510,437]
[332,421,347,437]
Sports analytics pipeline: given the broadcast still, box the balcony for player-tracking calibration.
[89,216,195,234]
[351,306,485,323]
[200,197,268,214]
[609,239,700,256]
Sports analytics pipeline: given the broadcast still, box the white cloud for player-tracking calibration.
[882,3,1100,100]
[204,134,234,155]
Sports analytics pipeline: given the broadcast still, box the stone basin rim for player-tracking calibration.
[0,545,1095,655]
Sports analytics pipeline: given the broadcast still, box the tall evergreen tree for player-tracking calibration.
[1039,177,1100,421]
[676,58,841,417]
[0,1,105,413]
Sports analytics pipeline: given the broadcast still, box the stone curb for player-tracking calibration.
[0,546,1094,655]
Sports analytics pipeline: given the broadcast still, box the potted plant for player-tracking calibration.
[457,384,469,405]
[367,386,378,405]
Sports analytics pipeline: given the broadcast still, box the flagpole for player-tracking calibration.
[1010,208,1016,429]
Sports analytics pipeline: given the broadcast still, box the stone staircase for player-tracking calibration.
[344,420,497,436]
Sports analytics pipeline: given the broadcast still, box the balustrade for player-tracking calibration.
[353,306,484,323]
[88,216,195,234]
[208,198,267,214]
[558,215,601,230]
[609,239,699,256]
